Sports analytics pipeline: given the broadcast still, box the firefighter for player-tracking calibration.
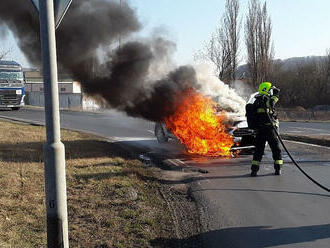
[250,82,283,176]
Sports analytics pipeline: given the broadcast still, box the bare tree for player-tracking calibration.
[245,0,258,86]
[324,50,330,96]
[196,26,231,81]
[0,47,11,60]
[224,0,240,82]
[195,0,240,84]
[245,0,273,87]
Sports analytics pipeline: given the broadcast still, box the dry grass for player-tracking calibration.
[0,121,174,247]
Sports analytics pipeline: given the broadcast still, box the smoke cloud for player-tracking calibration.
[0,0,40,64]
[194,64,246,115]
[0,0,244,121]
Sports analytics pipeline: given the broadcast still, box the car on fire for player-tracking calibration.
[154,113,256,152]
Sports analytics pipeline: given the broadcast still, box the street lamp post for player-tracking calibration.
[39,0,69,247]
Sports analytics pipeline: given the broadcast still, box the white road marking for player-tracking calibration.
[174,159,186,165]
[113,137,156,141]
[293,127,326,132]
[166,158,186,167]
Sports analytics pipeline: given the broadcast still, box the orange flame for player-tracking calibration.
[164,89,234,157]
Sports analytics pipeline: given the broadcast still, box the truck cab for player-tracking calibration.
[0,60,25,110]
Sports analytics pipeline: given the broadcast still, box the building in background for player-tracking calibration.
[24,71,81,93]
[24,70,83,109]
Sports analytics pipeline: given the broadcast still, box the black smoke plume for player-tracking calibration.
[0,0,198,121]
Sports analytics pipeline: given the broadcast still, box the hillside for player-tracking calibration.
[236,55,326,78]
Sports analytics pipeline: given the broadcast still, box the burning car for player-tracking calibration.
[154,90,256,156]
[155,115,255,152]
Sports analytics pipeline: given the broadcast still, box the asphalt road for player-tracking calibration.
[1,108,329,248]
[281,121,330,137]
[187,142,330,248]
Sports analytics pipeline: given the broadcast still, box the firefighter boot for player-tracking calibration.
[251,160,260,177]
[274,167,281,175]
[274,160,283,175]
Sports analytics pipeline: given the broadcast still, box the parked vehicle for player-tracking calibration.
[0,60,25,110]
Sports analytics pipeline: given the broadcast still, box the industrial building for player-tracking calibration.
[24,70,83,109]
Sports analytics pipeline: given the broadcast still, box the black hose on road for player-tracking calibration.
[268,114,330,193]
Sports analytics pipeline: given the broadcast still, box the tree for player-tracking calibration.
[324,50,330,97]
[224,0,240,82]
[196,0,240,84]
[272,54,330,108]
[245,0,273,87]
[200,26,231,82]
[0,47,11,60]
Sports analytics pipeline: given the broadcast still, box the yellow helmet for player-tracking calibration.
[258,82,272,95]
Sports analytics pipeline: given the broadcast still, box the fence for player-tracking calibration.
[25,92,82,109]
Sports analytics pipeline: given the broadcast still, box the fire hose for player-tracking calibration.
[267,112,330,193]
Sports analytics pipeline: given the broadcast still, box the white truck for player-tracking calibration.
[0,60,25,110]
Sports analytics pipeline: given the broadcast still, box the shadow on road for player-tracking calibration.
[0,139,136,162]
[151,224,330,248]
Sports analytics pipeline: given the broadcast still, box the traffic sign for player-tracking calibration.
[31,0,72,28]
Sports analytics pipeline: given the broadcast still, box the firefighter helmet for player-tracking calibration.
[258,82,272,95]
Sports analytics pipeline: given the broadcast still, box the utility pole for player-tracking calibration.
[39,0,69,247]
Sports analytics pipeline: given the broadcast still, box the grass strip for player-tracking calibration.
[0,120,176,247]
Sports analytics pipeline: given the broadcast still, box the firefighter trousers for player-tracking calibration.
[252,126,282,171]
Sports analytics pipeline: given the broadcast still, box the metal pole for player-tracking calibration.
[39,0,69,247]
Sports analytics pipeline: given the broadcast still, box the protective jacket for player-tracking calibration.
[253,93,279,128]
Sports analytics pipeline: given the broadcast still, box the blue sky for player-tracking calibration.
[2,0,330,67]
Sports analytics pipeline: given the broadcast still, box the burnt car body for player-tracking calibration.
[154,114,256,152]
[230,117,256,151]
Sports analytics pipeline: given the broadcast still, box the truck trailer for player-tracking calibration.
[0,60,25,110]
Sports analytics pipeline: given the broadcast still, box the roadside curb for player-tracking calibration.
[280,120,330,123]
[24,105,102,114]
[281,133,330,147]
[0,115,118,144]
[0,115,44,126]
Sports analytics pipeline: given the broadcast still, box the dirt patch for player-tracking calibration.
[0,120,201,247]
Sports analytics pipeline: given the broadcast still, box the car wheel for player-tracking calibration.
[155,123,169,143]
